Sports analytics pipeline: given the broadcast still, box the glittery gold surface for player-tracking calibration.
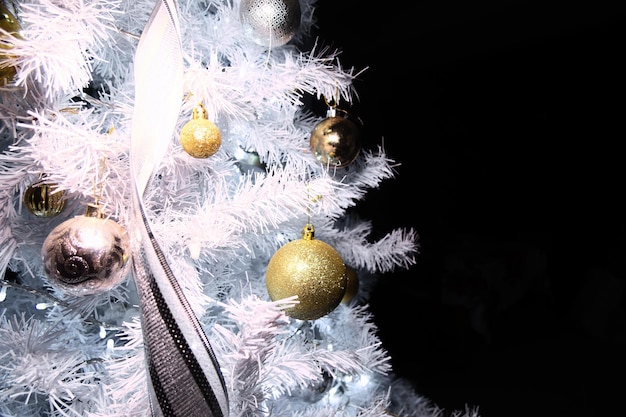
[309,116,361,168]
[266,237,347,320]
[179,105,221,158]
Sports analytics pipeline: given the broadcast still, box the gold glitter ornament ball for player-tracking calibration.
[266,224,347,320]
[24,181,66,218]
[310,116,361,168]
[41,204,131,296]
[179,103,221,158]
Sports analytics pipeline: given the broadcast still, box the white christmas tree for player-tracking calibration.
[0,0,479,416]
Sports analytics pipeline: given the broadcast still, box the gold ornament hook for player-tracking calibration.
[93,156,108,208]
[305,182,322,226]
[323,85,341,108]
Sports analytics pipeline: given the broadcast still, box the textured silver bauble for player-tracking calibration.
[240,0,301,47]
[41,204,131,296]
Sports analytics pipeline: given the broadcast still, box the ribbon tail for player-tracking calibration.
[128,1,229,416]
[131,188,229,417]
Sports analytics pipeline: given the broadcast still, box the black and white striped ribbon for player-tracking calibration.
[129,1,229,416]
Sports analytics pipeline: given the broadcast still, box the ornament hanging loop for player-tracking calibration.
[323,88,341,116]
[323,94,338,110]
[93,157,108,208]
[304,182,323,225]
[322,91,358,121]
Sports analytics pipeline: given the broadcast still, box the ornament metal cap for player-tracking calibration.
[191,102,207,119]
[84,203,105,218]
[302,223,315,240]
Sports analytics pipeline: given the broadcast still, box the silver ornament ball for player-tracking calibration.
[292,369,333,402]
[240,0,301,47]
[41,204,131,296]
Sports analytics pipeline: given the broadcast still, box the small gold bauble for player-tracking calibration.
[266,224,347,320]
[309,116,361,168]
[41,204,131,296]
[341,265,359,304]
[24,181,66,218]
[179,103,221,158]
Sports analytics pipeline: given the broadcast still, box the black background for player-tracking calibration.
[314,2,626,416]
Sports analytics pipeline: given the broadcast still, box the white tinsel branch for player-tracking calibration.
[11,0,123,98]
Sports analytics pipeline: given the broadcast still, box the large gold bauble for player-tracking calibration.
[310,116,361,168]
[266,224,347,320]
[179,103,221,158]
[41,204,131,296]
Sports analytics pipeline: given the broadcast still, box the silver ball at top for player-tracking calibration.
[240,0,301,47]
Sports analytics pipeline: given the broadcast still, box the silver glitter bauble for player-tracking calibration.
[240,0,301,47]
[42,204,131,296]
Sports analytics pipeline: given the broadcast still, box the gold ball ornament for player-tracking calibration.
[266,224,347,320]
[310,115,361,168]
[0,0,22,84]
[41,204,131,296]
[179,103,221,158]
[24,181,66,218]
[341,265,359,304]
[240,0,301,47]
